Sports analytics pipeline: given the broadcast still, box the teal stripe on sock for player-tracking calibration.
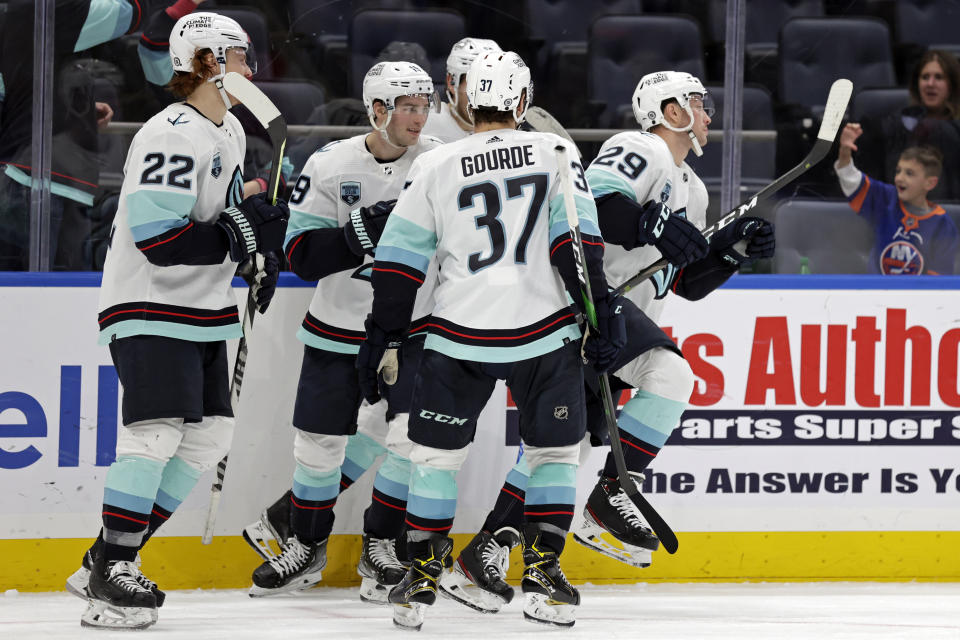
[157,456,203,503]
[104,456,165,508]
[343,432,386,471]
[619,389,686,448]
[293,464,340,501]
[377,451,411,486]
[506,455,530,490]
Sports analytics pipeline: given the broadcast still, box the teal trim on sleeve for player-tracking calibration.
[126,190,197,242]
[138,44,174,86]
[374,245,430,274]
[75,0,132,52]
[284,209,338,249]
[4,165,95,206]
[548,193,601,237]
[424,324,581,363]
[585,167,636,201]
[378,216,438,263]
[98,320,242,345]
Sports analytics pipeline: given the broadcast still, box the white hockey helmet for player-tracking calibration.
[362,61,436,145]
[632,70,709,155]
[169,12,253,75]
[446,38,502,104]
[465,51,532,125]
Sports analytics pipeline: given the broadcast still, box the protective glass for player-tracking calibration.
[226,45,257,76]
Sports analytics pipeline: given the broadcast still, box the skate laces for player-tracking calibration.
[131,554,157,591]
[268,537,310,577]
[366,537,402,569]
[109,561,152,594]
[479,537,509,579]
[609,483,647,531]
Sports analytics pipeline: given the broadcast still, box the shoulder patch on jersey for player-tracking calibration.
[403,180,413,190]
[319,140,342,153]
[660,180,672,203]
[211,153,222,179]
[340,181,361,205]
[167,112,190,127]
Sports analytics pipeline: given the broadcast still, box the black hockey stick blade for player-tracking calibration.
[613,78,853,297]
[599,374,679,554]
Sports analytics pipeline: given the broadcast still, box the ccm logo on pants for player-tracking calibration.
[419,410,467,425]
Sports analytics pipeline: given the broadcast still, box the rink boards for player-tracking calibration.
[1,273,959,590]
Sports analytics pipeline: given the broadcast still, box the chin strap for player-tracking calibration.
[211,63,233,111]
[659,102,702,157]
[368,112,408,151]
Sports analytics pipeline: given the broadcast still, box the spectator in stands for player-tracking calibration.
[855,49,960,201]
[836,123,958,275]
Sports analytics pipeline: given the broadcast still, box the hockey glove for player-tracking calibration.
[357,314,405,405]
[636,201,709,268]
[344,199,396,257]
[582,293,627,374]
[217,193,290,262]
[710,216,775,267]
[240,251,280,314]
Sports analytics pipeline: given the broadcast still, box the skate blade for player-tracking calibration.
[65,566,91,600]
[572,519,653,568]
[242,521,281,561]
[438,567,505,614]
[81,599,157,630]
[522,593,575,628]
[392,602,426,631]
[358,577,391,605]
[247,569,324,597]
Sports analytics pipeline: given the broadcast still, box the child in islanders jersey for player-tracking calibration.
[836,123,958,274]
[66,12,289,630]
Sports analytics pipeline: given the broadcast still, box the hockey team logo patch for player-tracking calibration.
[554,406,568,420]
[211,153,222,179]
[340,181,361,205]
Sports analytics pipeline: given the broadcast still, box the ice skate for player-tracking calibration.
[80,555,158,630]
[520,536,579,628]
[249,535,327,597]
[357,534,406,604]
[439,526,519,613]
[573,474,660,568]
[243,490,293,561]
[66,539,165,606]
[388,536,453,631]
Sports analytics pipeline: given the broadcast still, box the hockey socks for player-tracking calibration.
[481,457,528,533]
[601,389,685,478]
[101,455,165,562]
[291,464,340,542]
[523,462,577,553]
[405,465,457,535]
[340,431,386,491]
[363,450,410,538]
[143,456,203,542]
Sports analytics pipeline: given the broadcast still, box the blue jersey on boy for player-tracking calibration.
[847,173,958,275]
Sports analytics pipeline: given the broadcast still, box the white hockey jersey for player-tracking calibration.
[421,103,471,143]
[584,130,708,323]
[376,128,597,363]
[286,133,443,354]
[97,103,246,344]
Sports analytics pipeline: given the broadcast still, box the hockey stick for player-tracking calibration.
[201,72,288,545]
[555,144,679,555]
[613,78,853,297]
[525,106,580,158]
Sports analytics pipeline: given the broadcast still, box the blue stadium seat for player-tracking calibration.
[779,17,895,111]
[685,85,776,190]
[895,0,960,49]
[850,87,910,123]
[942,203,960,273]
[525,0,642,65]
[772,199,874,274]
[348,9,466,96]
[588,15,705,127]
[216,8,274,80]
[254,80,325,125]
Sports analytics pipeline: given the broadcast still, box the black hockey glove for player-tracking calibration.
[217,193,290,262]
[635,201,709,268]
[582,293,627,374]
[357,314,405,405]
[240,251,280,314]
[710,216,776,267]
[344,199,396,257]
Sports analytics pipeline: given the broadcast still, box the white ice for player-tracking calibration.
[2,582,959,639]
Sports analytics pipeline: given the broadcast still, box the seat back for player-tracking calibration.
[895,0,960,47]
[348,9,466,95]
[779,17,895,109]
[707,0,824,47]
[254,80,325,125]
[772,198,874,274]
[525,0,642,45]
[851,87,910,122]
[588,15,705,127]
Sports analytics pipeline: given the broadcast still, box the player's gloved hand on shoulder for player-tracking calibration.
[240,251,280,314]
[582,292,627,374]
[710,216,775,267]
[217,193,290,262]
[357,314,405,404]
[344,199,397,257]
[636,201,708,268]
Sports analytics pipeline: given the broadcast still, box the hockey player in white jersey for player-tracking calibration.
[66,13,289,629]
[357,50,626,629]
[422,37,502,142]
[451,71,777,597]
[244,61,444,601]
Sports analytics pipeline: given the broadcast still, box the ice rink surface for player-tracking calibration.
[2,582,959,639]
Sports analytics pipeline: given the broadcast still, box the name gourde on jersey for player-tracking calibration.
[670,307,960,408]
